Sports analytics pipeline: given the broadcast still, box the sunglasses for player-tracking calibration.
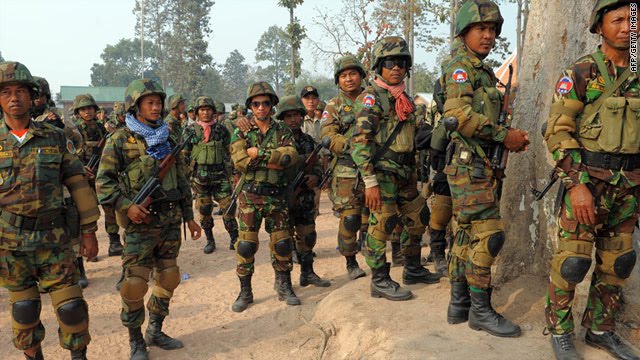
[382,59,408,70]
[250,100,272,109]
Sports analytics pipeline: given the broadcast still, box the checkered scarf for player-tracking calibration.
[125,113,172,160]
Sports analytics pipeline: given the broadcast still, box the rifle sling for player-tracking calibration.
[581,52,632,121]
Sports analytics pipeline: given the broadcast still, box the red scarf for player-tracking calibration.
[373,77,415,121]
[197,119,216,142]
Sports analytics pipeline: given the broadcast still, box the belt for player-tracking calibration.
[197,163,225,171]
[147,201,179,214]
[243,183,284,196]
[581,150,640,171]
[381,149,415,166]
[0,208,65,231]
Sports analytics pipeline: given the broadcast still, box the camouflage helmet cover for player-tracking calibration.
[124,78,166,113]
[245,81,279,108]
[73,94,99,114]
[33,76,51,100]
[167,93,186,109]
[590,0,632,33]
[334,54,367,84]
[455,0,504,37]
[194,96,216,113]
[214,100,225,114]
[0,61,39,95]
[112,101,125,116]
[231,103,239,111]
[187,100,195,112]
[371,36,412,71]
[276,95,306,120]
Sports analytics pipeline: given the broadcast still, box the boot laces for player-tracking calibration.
[558,334,576,352]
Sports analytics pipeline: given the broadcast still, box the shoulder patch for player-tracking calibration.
[343,105,352,112]
[452,69,468,83]
[556,76,574,95]
[363,94,376,108]
[321,111,329,120]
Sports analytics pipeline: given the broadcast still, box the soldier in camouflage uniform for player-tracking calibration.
[352,36,441,302]
[543,2,640,359]
[105,101,126,133]
[440,0,529,337]
[74,94,107,171]
[96,79,201,360]
[321,54,369,280]
[0,61,100,360]
[278,95,331,288]
[182,96,239,253]
[185,100,196,126]
[229,82,300,312]
[164,93,186,143]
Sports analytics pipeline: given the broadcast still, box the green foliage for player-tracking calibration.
[255,25,292,95]
[222,50,250,103]
[90,38,161,86]
[413,63,438,94]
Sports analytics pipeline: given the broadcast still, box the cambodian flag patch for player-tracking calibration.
[556,76,573,95]
[452,69,468,83]
[321,111,329,120]
[363,95,376,108]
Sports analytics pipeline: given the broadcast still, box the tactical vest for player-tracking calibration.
[334,101,359,178]
[369,85,415,154]
[191,123,227,166]
[244,126,284,186]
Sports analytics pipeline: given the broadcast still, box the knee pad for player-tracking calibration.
[155,259,181,293]
[613,250,637,279]
[340,208,362,237]
[487,231,506,257]
[9,287,41,330]
[560,256,592,284]
[401,196,429,234]
[273,238,293,257]
[120,266,151,312]
[50,285,88,333]
[468,219,504,267]
[595,234,636,285]
[369,204,399,241]
[550,239,594,290]
[237,241,258,258]
[430,194,452,231]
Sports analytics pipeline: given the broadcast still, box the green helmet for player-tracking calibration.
[187,100,195,113]
[231,103,239,111]
[0,61,38,96]
[113,101,125,116]
[73,94,98,114]
[214,100,225,114]
[97,106,106,114]
[454,0,503,37]
[334,55,366,84]
[33,76,51,100]
[194,96,216,113]
[276,95,306,120]
[167,93,186,109]
[371,36,412,71]
[590,0,631,33]
[245,81,279,108]
[124,78,166,113]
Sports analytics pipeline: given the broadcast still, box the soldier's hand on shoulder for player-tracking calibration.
[80,232,99,258]
[237,117,253,132]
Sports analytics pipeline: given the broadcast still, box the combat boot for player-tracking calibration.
[275,271,301,306]
[402,254,442,285]
[108,232,124,256]
[145,313,183,350]
[299,252,331,287]
[203,228,216,254]
[585,330,640,360]
[390,241,404,266]
[128,327,148,360]
[447,281,471,324]
[77,257,88,289]
[371,263,412,301]
[550,333,580,360]
[429,241,448,275]
[70,347,88,360]
[468,289,521,337]
[345,255,366,280]
[24,346,43,360]
[232,275,253,313]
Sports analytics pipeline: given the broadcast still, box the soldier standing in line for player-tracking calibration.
[543,1,640,359]
[185,100,196,126]
[321,54,368,281]
[96,79,201,360]
[301,86,322,142]
[352,36,441,302]
[0,61,100,360]
[229,82,299,313]
[164,93,186,143]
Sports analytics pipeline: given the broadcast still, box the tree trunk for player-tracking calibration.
[495,0,640,342]
[290,7,296,88]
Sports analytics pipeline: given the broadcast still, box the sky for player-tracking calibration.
[0,0,518,96]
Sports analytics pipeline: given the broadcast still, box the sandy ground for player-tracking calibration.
[0,195,632,360]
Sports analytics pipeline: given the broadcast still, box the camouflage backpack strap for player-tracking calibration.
[379,92,391,119]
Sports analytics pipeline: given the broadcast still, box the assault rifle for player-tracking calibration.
[86,137,106,174]
[490,64,514,175]
[287,137,331,208]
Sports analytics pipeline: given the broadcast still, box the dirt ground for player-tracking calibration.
[0,195,631,359]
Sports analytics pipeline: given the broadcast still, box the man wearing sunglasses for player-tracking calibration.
[351,36,442,302]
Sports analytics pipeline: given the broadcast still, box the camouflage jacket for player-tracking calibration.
[321,89,361,178]
[34,106,84,152]
[182,120,231,178]
[351,79,421,186]
[549,47,640,189]
[285,129,323,194]
[164,112,183,143]
[77,119,107,164]
[0,119,97,250]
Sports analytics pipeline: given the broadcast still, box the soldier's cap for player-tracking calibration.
[301,86,319,98]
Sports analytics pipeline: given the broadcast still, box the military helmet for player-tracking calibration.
[73,94,99,114]
[124,78,166,113]
[112,101,125,116]
[455,0,503,37]
[214,100,225,114]
[33,76,51,100]
[275,95,306,120]
[231,103,239,111]
[187,101,195,113]
[590,0,632,33]
[371,36,412,71]
[245,81,279,108]
[194,96,216,113]
[334,55,367,84]
[0,61,39,96]
[167,93,186,109]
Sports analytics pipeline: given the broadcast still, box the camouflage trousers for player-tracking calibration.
[545,179,639,335]
[193,177,239,237]
[236,189,292,276]
[102,204,119,235]
[290,189,317,254]
[120,221,182,329]
[364,171,428,269]
[445,160,502,290]
[0,245,90,351]
[429,170,452,251]
[331,175,369,256]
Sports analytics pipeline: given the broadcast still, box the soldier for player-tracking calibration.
[164,93,186,143]
[183,96,239,253]
[352,36,441,302]
[74,94,107,171]
[105,101,126,134]
[186,101,196,126]
[96,106,107,124]
[278,95,331,287]
[0,61,100,360]
[315,100,327,120]
[96,79,201,360]
[543,2,640,359]
[321,54,368,280]
[440,0,529,337]
[229,82,299,312]
[301,86,322,142]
